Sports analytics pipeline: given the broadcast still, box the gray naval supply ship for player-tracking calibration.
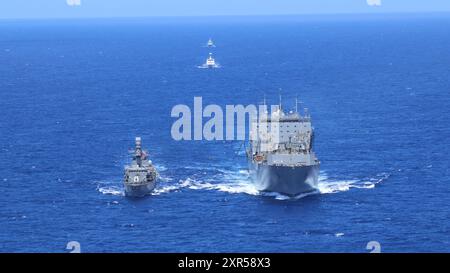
[247,100,320,196]
[123,137,157,197]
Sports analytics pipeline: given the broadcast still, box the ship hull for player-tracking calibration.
[249,163,320,196]
[124,182,156,198]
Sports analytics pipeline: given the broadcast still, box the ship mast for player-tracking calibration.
[295,97,303,115]
[279,94,282,111]
[135,137,142,167]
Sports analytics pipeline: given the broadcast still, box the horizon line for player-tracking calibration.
[1,11,450,21]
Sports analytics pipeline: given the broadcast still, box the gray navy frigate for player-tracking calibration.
[123,137,157,197]
[247,101,320,196]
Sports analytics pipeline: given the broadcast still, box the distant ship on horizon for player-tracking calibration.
[206,38,215,47]
[198,53,220,68]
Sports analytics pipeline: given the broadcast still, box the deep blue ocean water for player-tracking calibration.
[0,14,450,253]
